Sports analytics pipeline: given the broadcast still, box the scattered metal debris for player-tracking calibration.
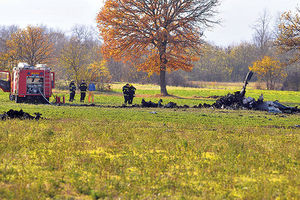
[212,92,299,113]
[140,92,299,114]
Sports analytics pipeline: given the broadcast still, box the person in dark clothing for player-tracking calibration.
[122,83,130,104]
[128,84,136,104]
[79,80,87,102]
[69,81,76,102]
[122,83,136,105]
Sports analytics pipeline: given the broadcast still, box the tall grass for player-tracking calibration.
[0,83,299,199]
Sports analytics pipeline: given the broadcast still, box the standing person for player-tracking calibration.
[79,80,87,103]
[122,83,130,105]
[88,81,96,103]
[128,84,136,104]
[69,81,76,102]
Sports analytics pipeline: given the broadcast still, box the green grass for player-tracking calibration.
[51,83,300,107]
[0,84,299,199]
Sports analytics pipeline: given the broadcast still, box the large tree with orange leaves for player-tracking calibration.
[276,8,300,64]
[97,0,219,95]
[7,26,54,66]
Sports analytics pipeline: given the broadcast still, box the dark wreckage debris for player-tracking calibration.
[211,92,299,114]
[209,70,299,114]
[141,99,164,108]
[140,93,299,114]
[140,70,299,114]
[0,109,43,120]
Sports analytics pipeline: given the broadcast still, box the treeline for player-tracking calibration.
[189,9,299,91]
[0,25,110,90]
[0,11,299,91]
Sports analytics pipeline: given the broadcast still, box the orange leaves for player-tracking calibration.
[136,53,160,75]
[97,0,219,94]
[250,56,280,75]
[97,0,219,73]
[249,56,287,89]
[88,60,111,83]
[275,9,300,64]
[7,26,54,66]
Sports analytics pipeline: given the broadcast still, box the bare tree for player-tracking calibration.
[252,10,273,57]
[0,25,19,70]
[59,25,104,85]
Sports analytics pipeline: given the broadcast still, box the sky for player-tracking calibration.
[0,0,299,46]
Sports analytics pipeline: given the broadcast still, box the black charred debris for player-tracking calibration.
[140,92,299,114]
[212,91,300,114]
[0,109,43,120]
[140,71,299,114]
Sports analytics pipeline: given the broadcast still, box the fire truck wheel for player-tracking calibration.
[15,96,24,103]
[9,94,15,101]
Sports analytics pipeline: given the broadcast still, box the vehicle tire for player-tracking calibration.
[15,96,24,103]
[9,94,15,101]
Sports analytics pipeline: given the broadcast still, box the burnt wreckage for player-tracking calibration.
[141,71,300,114]
[0,109,43,120]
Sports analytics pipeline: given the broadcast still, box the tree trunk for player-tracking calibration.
[158,42,168,96]
[160,69,168,96]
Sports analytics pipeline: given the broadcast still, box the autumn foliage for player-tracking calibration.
[59,30,109,88]
[7,26,54,66]
[276,8,300,64]
[97,0,219,95]
[88,60,111,90]
[249,56,286,90]
[59,37,90,84]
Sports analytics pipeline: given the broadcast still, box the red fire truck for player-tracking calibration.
[0,63,55,103]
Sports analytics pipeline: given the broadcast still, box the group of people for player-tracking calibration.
[122,83,136,105]
[69,80,95,103]
[69,81,136,105]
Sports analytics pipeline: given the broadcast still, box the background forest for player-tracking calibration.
[0,10,299,91]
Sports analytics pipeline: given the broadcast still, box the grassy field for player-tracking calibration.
[0,84,299,199]
[52,83,300,107]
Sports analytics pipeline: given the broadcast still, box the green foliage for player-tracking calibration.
[0,84,299,199]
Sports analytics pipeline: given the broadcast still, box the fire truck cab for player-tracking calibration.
[0,63,55,103]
